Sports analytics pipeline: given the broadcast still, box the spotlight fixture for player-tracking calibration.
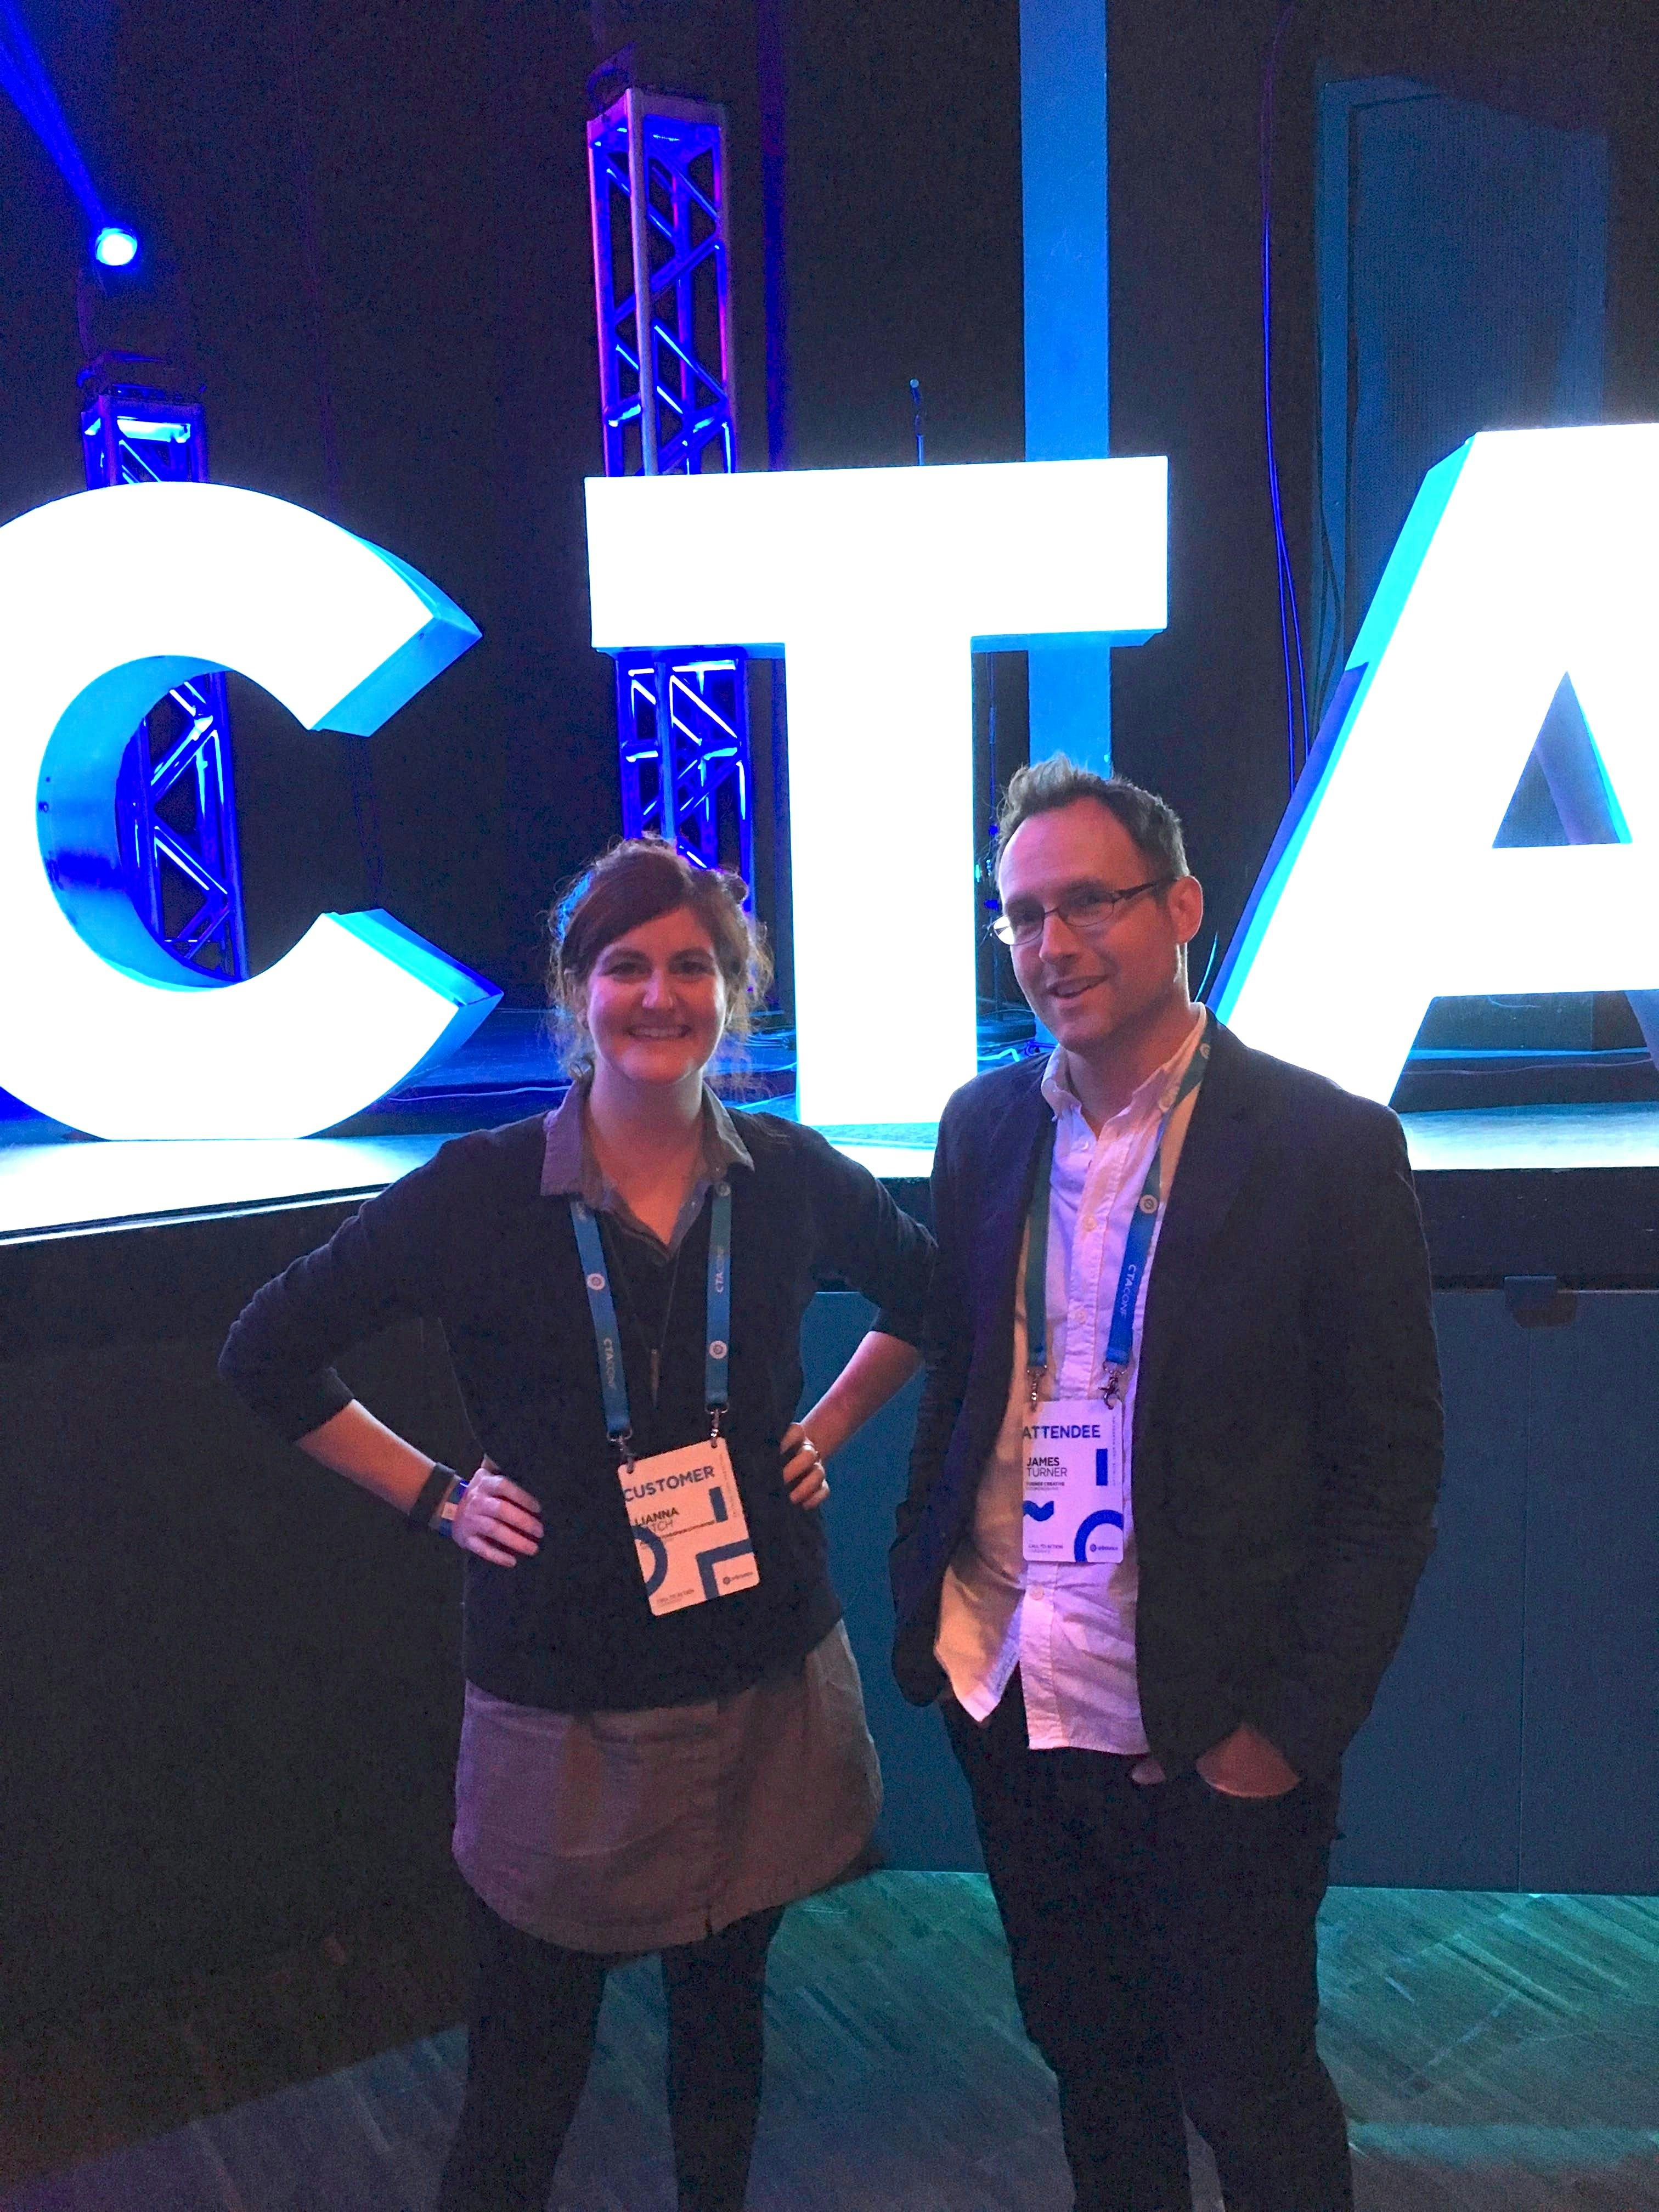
[93,225,138,268]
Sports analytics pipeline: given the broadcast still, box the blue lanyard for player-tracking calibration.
[571,1182,733,1469]
[1026,1016,1211,1408]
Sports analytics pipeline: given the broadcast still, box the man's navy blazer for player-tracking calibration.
[890,1018,1444,1782]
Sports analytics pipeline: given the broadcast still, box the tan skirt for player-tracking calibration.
[452,1622,882,1954]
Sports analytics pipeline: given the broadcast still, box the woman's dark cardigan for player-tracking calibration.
[219,1110,934,1712]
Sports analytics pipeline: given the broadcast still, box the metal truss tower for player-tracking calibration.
[587,88,753,890]
[78,354,249,981]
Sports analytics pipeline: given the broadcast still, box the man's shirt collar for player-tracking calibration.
[1041,1006,1207,1131]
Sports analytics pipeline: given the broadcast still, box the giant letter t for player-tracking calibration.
[586,459,1166,1129]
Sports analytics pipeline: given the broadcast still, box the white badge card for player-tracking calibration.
[619,1436,760,1616]
[1022,1400,1126,1565]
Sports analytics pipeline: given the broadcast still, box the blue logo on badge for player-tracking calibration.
[1022,1500,1057,1522]
[697,1538,757,1600]
[1073,1508,1125,1562]
[634,1523,670,1596]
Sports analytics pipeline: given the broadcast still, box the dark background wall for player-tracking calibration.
[0,0,1025,1007]
[1108,0,1659,975]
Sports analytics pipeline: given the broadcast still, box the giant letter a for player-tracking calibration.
[1216,425,1659,1102]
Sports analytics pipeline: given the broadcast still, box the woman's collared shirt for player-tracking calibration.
[538,1073,754,1251]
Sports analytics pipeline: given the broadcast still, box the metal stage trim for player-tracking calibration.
[0,1134,447,1246]
[0,1126,937,1246]
[1404,1103,1659,1172]
[4,1103,1659,1248]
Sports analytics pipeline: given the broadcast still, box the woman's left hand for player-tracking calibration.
[779,1422,829,1509]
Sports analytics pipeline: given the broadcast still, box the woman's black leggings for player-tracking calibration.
[437,1889,783,2212]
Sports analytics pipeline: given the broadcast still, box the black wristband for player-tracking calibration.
[407,1462,458,1533]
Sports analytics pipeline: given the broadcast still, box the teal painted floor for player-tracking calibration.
[3,1876,1655,2211]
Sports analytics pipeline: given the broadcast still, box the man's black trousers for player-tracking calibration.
[437,1888,782,2212]
[946,1674,1353,2212]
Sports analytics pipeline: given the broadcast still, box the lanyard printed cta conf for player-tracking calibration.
[571,1183,757,1616]
[570,1183,732,1472]
[1025,1014,1212,1410]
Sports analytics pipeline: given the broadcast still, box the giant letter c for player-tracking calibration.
[1,480,496,1139]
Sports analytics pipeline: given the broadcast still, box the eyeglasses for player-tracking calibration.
[991,878,1174,948]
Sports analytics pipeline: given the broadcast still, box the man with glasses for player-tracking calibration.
[890,757,1442,2211]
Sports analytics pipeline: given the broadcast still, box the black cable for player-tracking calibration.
[283,0,383,904]
[1260,2,1312,792]
[1194,931,1220,1004]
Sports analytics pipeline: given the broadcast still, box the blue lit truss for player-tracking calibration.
[79,357,248,981]
[588,88,753,889]
[615,650,751,875]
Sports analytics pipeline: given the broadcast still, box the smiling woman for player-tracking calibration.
[550,847,770,1248]
[550,839,771,1079]
[217,832,933,2212]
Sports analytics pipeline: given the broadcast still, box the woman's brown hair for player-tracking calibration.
[548,837,771,1074]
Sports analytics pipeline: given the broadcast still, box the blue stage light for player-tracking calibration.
[93,225,139,268]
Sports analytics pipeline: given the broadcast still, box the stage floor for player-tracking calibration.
[2,1876,1654,2211]
[5,991,1659,1245]
[4,1102,1659,1246]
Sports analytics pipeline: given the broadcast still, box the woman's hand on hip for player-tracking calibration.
[778,1423,829,1510]
[453,1457,544,1565]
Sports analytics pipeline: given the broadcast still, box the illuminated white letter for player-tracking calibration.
[1,481,494,1139]
[586,459,1167,1128]
[1216,424,1659,1101]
